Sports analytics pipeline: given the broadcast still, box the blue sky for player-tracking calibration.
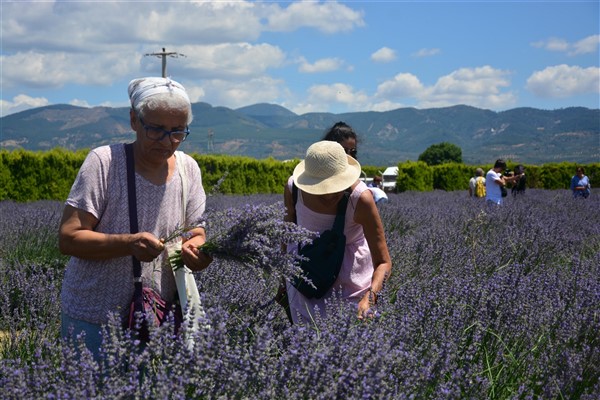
[1,1,598,118]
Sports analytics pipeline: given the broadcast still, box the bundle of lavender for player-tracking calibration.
[168,201,313,280]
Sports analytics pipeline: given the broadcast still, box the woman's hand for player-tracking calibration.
[130,232,165,262]
[354,190,392,321]
[179,228,212,272]
[59,205,167,261]
[357,292,375,320]
[179,242,212,272]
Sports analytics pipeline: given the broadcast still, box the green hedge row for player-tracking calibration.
[0,148,299,201]
[0,148,90,202]
[190,153,297,195]
[395,160,600,192]
[0,148,597,201]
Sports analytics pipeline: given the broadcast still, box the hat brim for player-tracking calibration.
[293,155,362,195]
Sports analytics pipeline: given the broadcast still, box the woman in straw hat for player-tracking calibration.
[58,77,212,358]
[279,141,392,323]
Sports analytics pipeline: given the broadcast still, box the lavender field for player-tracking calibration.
[0,190,599,399]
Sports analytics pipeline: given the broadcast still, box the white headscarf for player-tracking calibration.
[128,77,190,109]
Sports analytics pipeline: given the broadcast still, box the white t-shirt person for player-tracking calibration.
[485,159,520,205]
[367,187,389,204]
[485,169,504,205]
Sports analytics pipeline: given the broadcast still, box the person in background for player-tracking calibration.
[512,164,527,197]
[570,167,591,198]
[468,168,486,197]
[368,175,382,189]
[485,159,521,205]
[279,141,392,323]
[58,77,212,359]
[367,185,389,205]
[322,121,358,159]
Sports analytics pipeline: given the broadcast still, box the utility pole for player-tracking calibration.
[207,129,214,152]
[144,47,186,78]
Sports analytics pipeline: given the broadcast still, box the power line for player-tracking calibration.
[144,47,186,78]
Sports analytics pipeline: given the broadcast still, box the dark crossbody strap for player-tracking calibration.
[332,192,349,232]
[292,182,350,234]
[124,143,144,303]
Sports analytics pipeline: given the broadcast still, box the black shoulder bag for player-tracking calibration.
[291,184,349,299]
[124,143,182,342]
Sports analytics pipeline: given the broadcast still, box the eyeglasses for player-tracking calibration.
[138,115,190,143]
[343,147,357,157]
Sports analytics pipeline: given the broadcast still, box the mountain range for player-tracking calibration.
[1,103,598,166]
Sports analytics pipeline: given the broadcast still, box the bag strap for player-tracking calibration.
[292,181,298,205]
[292,181,350,232]
[292,182,298,224]
[175,151,187,223]
[332,191,349,233]
[124,143,144,297]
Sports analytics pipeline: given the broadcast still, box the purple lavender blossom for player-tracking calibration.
[0,190,598,399]
[170,201,314,282]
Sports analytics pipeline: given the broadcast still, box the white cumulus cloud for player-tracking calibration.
[198,76,288,110]
[174,43,286,79]
[371,47,396,63]
[432,66,511,96]
[290,83,369,114]
[374,66,516,110]
[375,73,425,98]
[369,100,406,112]
[298,57,345,73]
[571,35,600,55]
[2,50,139,89]
[0,94,49,117]
[526,64,600,98]
[531,35,599,56]
[265,1,365,33]
[69,99,91,108]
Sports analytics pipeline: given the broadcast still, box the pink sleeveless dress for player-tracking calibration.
[285,177,373,324]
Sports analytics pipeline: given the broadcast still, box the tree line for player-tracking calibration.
[0,148,597,201]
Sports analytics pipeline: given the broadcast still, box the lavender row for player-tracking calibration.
[0,189,598,399]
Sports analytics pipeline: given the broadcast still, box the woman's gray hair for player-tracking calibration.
[136,94,193,125]
[128,77,193,124]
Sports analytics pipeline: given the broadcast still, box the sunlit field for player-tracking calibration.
[1,190,598,399]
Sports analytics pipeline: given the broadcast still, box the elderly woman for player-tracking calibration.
[279,141,392,323]
[59,77,211,357]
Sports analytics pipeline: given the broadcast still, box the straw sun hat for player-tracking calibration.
[292,141,362,195]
